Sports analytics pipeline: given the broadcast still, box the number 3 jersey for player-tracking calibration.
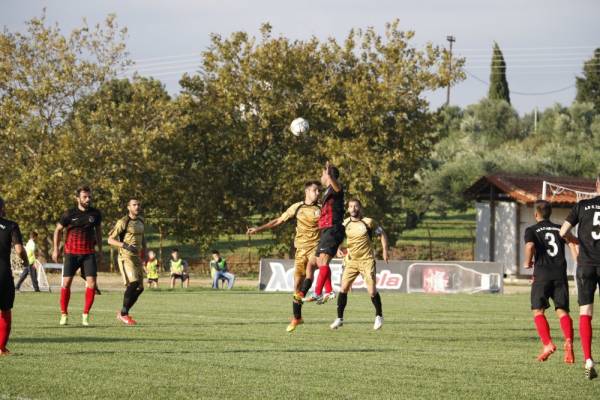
[524,220,567,280]
[566,196,600,267]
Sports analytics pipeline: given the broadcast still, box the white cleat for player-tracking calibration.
[330,318,344,330]
[373,316,383,330]
[322,291,336,304]
[59,314,68,326]
[585,359,598,380]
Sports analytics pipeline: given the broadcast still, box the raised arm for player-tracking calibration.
[326,161,341,192]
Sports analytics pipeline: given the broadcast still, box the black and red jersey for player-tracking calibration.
[59,207,102,255]
[566,196,600,267]
[524,220,567,281]
[318,185,344,229]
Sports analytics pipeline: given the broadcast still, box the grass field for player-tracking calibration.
[2,289,598,399]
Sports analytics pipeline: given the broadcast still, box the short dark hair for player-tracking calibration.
[30,231,38,238]
[171,248,179,253]
[330,166,340,180]
[212,249,220,255]
[348,198,362,207]
[304,180,320,189]
[76,186,91,196]
[535,200,552,219]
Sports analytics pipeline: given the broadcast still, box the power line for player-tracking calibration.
[464,69,576,96]
[455,45,598,52]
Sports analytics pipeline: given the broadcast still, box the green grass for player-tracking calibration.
[2,290,598,399]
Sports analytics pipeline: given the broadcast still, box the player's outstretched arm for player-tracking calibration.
[52,223,64,263]
[246,217,283,235]
[523,242,535,269]
[559,221,573,238]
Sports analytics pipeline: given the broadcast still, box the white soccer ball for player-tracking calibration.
[290,117,309,136]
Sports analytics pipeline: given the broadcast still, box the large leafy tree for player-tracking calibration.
[179,20,464,246]
[0,13,129,256]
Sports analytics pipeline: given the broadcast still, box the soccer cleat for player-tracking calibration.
[564,339,574,364]
[116,312,137,326]
[303,293,323,304]
[585,359,598,380]
[330,318,344,330]
[536,343,557,362]
[286,318,303,332]
[59,314,68,326]
[82,313,90,327]
[94,286,102,295]
[373,315,384,330]
[0,348,10,356]
[293,292,304,304]
[320,291,336,304]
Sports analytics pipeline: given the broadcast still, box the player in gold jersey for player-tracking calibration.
[247,181,321,332]
[330,198,388,330]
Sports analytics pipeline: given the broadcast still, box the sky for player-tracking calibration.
[2,0,599,114]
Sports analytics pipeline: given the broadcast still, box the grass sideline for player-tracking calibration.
[2,290,597,399]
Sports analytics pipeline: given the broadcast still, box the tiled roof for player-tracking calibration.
[464,174,597,205]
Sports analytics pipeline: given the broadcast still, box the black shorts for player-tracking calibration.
[316,225,345,257]
[171,273,189,281]
[0,269,15,310]
[63,253,97,278]
[531,279,570,311]
[576,265,600,306]
[147,278,158,283]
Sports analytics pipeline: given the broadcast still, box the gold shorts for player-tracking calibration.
[118,255,144,285]
[294,244,318,281]
[342,259,376,287]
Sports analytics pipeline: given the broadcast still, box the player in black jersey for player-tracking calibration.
[297,161,344,304]
[0,196,30,355]
[524,200,578,364]
[560,175,600,379]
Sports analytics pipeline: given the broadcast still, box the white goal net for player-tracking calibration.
[541,180,598,202]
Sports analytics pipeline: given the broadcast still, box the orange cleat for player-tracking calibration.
[564,339,575,364]
[537,343,557,362]
[116,312,137,326]
[286,318,304,332]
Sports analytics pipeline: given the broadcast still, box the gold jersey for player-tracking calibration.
[278,202,321,250]
[108,215,145,257]
[343,217,383,261]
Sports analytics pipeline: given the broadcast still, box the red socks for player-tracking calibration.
[315,266,331,296]
[580,315,593,361]
[559,315,573,342]
[0,310,12,351]
[534,314,552,345]
[84,287,95,314]
[60,287,71,314]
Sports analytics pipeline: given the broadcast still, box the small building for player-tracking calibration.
[464,174,597,276]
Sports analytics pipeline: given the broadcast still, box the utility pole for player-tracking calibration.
[446,35,456,106]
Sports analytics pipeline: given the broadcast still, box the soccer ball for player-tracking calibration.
[290,117,309,136]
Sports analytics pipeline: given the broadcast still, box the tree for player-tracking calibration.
[0,13,129,257]
[576,48,600,111]
[178,20,465,247]
[488,42,510,103]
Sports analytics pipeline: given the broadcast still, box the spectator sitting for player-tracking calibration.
[169,248,189,288]
[209,250,234,289]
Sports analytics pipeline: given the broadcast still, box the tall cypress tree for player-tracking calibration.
[488,42,510,103]
[576,48,600,111]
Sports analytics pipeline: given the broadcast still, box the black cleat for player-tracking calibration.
[585,365,598,380]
